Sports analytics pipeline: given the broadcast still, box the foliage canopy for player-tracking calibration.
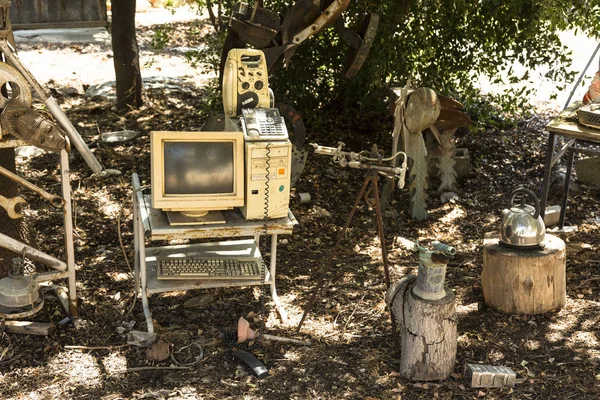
[180,0,600,127]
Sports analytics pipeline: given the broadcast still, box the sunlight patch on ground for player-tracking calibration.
[101,352,128,374]
[455,302,479,315]
[89,188,122,218]
[292,314,345,340]
[106,271,130,282]
[487,349,506,363]
[545,298,600,361]
[47,351,102,387]
[440,206,466,224]
[569,331,599,349]
[353,237,385,261]
[282,350,301,361]
[546,314,579,342]
[524,339,541,351]
[394,236,416,251]
[158,290,188,298]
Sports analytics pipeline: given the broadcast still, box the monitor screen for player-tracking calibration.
[150,131,245,214]
[163,141,234,195]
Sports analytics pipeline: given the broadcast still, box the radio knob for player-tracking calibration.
[242,82,250,90]
[254,80,264,90]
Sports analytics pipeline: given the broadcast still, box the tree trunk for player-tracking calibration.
[387,275,457,381]
[482,235,566,314]
[111,0,143,111]
[0,147,26,276]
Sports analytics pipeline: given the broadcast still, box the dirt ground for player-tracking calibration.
[1,10,600,400]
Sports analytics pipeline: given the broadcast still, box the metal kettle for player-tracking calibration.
[500,188,546,248]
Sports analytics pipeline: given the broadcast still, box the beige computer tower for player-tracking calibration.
[241,140,292,220]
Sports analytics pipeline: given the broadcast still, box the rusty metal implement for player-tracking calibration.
[0,165,63,208]
[0,194,26,219]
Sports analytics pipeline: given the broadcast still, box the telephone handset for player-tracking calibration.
[222,49,271,117]
[241,108,289,141]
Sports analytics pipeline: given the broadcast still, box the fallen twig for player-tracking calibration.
[65,344,132,351]
[341,294,366,336]
[261,333,311,345]
[117,207,133,273]
[111,366,192,374]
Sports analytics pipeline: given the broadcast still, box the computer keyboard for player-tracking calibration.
[157,256,263,280]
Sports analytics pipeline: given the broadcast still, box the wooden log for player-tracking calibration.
[482,234,566,314]
[4,320,56,336]
[385,274,417,326]
[387,276,457,381]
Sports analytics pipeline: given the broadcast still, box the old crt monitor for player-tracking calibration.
[151,131,244,224]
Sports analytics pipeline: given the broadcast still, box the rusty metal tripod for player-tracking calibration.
[296,168,395,333]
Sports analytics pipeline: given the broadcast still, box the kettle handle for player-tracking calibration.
[510,188,541,219]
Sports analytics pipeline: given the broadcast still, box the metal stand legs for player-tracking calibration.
[296,171,393,332]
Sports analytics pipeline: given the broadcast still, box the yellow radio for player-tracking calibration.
[222,49,271,118]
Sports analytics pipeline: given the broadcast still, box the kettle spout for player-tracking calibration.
[501,208,511,217]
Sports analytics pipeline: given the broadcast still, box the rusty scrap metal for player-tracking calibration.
[296,168,396,332]
[291,0,351,44]
[223,0,376,78]
[297,144,407,332]
[280,0,321,45]
[342,13,379,79]
[0,99,70,152]
[0,164,64,207]
[311,142,408,188]
[0,193,26,219]
[0,40,103,173]
[0,231,67,271]
[230,2,280,48]
[277,103,306,148]
[0,62,32,108]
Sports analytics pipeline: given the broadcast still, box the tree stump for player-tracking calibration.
[482,234,566,314]
[386,275,457,381]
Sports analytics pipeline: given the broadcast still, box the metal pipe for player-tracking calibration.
[292,0,351,44]
[54,285,71,316]
[132,173,155,335]
[0,164,64,207]
[269,233,288,323]
[0,40,103,173]
[61,149,79,318]
[0,232,67,271]
[45,97,103,173]
[431,241,457,256]
[34,270,69,282]
[563,42,600,110]
[133,187,140,296]
[297,175,371,332]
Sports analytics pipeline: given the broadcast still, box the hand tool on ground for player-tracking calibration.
[0,194,26,218]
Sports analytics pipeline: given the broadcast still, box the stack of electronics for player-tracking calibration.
[577,102,600,129]
[577,70,600,129]
[149,48,292,281]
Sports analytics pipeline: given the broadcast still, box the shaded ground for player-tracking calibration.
[1,10,600,400]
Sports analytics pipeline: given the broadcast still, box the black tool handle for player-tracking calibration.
[232,349,269,379]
